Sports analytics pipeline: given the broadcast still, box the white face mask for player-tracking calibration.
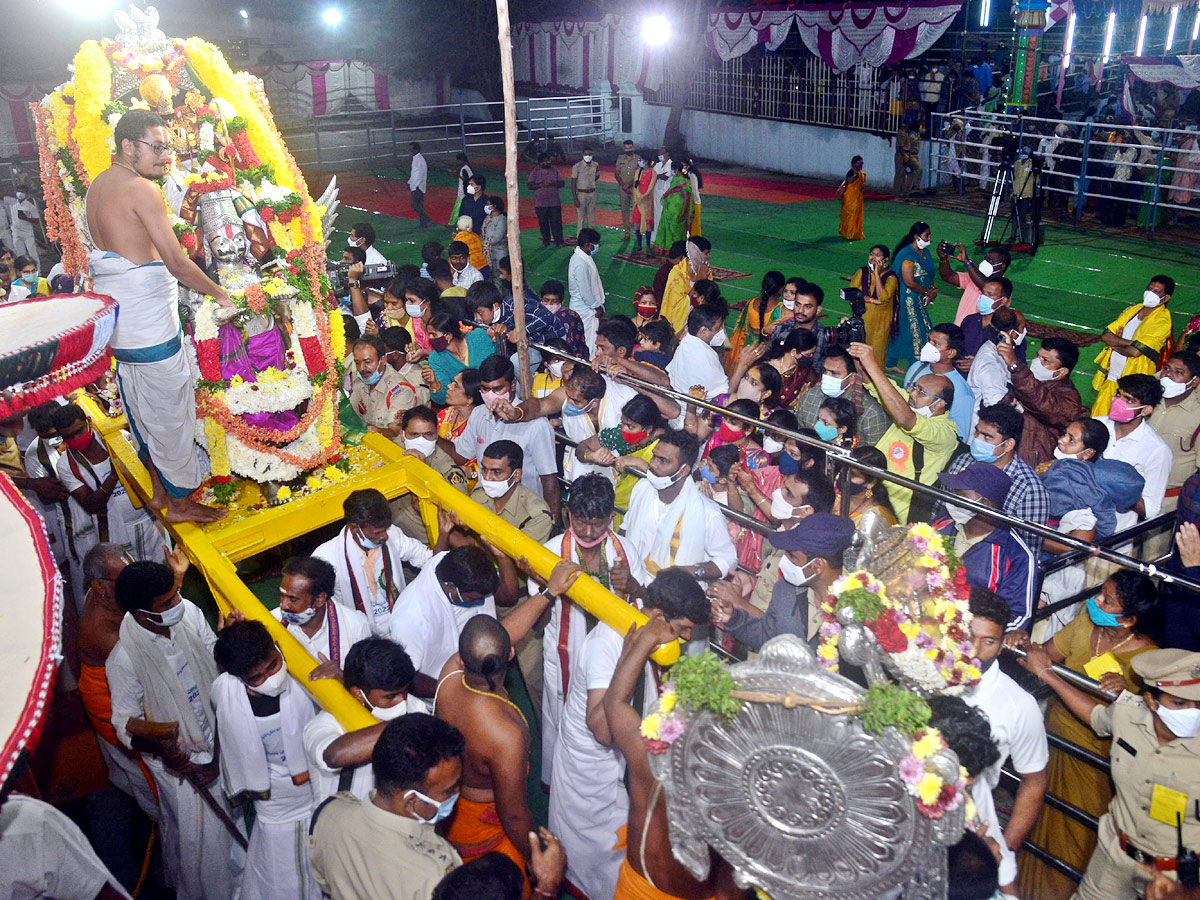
[281,606,318,627]
[708,329,726,347]
[946,503,975,526]
[143,600,186,628]
[1161,374,1193,399]
[479,473,514,498]
[918,342,942,364]
[404,434,437,457]
[977,259,995,278]
[483,205,493,215]
[252,664,289,697]
[347,235,359,248]
[821,373,848,398]
[770,488,811,521]
[547,361,564,378]
[783,298,795,310]
[405,302,424,318]
[916,237,931,249]
[467,185,476,195]
[762,436,784,454]
[1030,358,1061,382]
[1156,703,1200,738]
[913,402,936,418]
[1143,289,1164,308]
[778,556,816,586]
[369,699,410,722]
[735,382,763,402]
[1014,329,1027,345]
[1053,446,1081,460]
[645,464,686,491]
[583,155,593,162]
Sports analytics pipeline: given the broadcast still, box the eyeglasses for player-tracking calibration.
[136,139,172,156]
[908,385,940,403]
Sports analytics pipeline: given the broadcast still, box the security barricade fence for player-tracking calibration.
[286,95,616,173]
[929,108,1200,230]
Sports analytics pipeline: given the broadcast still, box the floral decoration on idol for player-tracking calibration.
[817,522,981,695]
[34,7,343,499]
[640,652,740,754]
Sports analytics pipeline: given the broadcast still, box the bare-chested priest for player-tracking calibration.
[85,109,231,523]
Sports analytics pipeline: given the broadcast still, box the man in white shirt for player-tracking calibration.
[106,560,243,899]
[407,142,432,228]
[0,260,30,303]
[450,354,561,520]
[1099,373,1173,528]
[271,555,371,679]
[963,587,1048,893]
[348,222,387,267]
[548,568,708,900]
[568,228,605,354]
[967,307,1019,430]
[304,637,423,802]
[9,189,40,267]
[20,402,71,584]
[312,489,438,636]
[651,147,672,241]
[618,428,737,583]
[448,240,483,290]
[666,303,730,400]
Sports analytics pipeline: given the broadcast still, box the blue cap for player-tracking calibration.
[767,512,857,554]
[938,464,1012,508]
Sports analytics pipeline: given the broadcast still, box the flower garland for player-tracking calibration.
[818,524,981,695]
[71,41,114,180]
[103,38,187,84]
[31,103,88,279]
[640,652,740,755]
[898,728,969,820]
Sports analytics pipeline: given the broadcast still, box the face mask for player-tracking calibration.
[821,373,848,398]
[658,154,665,162]
[622,427,647,445]
[644,464,685,491]
[404,435,437,457]
[783,298,796,310]
[814,421,839,442]
[1108,396,1144,424]
[977,259,995,277]
[144,600,186,628]
[479,473,514,498]
[366,697,409,722]
[405,302,424,318]
[281,607,318,626]
[762,435,784,454]
[1030,358,1061,382]
[699,466,718,484]
[406,788,459,825]
[638,160,646,168]
[778,452,801,475]
[969,436,1002,463]
[583,155,593,162]
[1156,704,1200,739]
[570,523,608,548]
[15,192,25,201]
[1161,374,1192,399]
[1086,595,1124,628]
[735,382,763,402]
[483,205,493,214]
[716,422,743,444]
[708,329,726,347]
[918,342,942,364]
[429,336,449,352]
[779,556,816,586]
[977,295,997,315]
[913,402,936,418]
[916,238,931,249]
[770,488,810,521]
[1053,446,1080,460]
[467,185,476,195]
[354,527,385,551]
[348,236,359,248]
[45,436,63,450]
[20,274,37,285]
[446,583,487,608]
[252,665,289,697]
[562,398,593,417]
[636,304,657,317]
[547,361,565,378]
[481,389,510,412]
[360,368,383,386]
[845,479,868,495]
[590,246,599,257]
[1144,289,1163,308]
[947,502,976,526]
[65,432,94,452]
[1014,329,1027,345]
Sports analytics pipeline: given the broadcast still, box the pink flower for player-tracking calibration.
[915,631,936,650]
[926,570,944,589]
[912,535,929,552]
[819,622,842,638]
[659,716,685,743]
[899,755,925,784]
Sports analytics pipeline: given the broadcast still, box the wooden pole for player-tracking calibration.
[495,0,532,392]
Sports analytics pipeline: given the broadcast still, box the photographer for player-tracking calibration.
[936,241,1011,327]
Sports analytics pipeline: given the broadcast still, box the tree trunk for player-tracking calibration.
[661,0,710,152]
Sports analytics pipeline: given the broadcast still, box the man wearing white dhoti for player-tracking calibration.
[85,108,233,524]
[532,474,647,788]
[311,489,439,637]
[548,569,708,900]
[619,428,737,583]
[212,620,322,900]
[106,560,244,899]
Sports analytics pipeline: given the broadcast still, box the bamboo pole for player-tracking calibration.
[495,0,532,392]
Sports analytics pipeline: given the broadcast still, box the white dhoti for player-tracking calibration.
[90,251,202,497]
[242,802,322,900]
[96,738,160,821]
[571,302,599,356]
[12,228,38,268]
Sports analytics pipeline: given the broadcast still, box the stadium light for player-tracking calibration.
[980,0,991,28]
[1102,11,1116,63]
[321,6,342,26]
[642,14,671,46]
[1063,12,1077,69]
[239,8,249,18]
[1136,15,1148,55]
[1194,8,1200,42]
[1167,5,1180,51]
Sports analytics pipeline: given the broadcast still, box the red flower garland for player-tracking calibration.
[197,339,221,381]
[297,335,327,375]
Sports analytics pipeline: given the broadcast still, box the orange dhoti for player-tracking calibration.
[78,662,159,817]
[446,796,530,898]
[614,860,714,900]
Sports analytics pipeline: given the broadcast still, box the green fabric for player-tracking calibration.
[653,174,691,253]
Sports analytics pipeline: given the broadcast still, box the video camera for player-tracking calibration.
[832,287,868,346]
[327,261,397,297]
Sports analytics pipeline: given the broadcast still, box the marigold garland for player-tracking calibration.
[72,41,114,179]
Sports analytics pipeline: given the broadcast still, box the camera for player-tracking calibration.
[327,261,397,296]
[937,240,954,257]
[832,288,868,345]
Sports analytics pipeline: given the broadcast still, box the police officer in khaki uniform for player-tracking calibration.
[391,405,468,542]
[571,147,600,234]
[614,140,641,239]
[348,336,426,443]
[1022,647,1200,899]
[468,439,553,544]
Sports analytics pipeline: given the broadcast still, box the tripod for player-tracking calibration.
[980,156,1042,254]
[981,158,1015,245]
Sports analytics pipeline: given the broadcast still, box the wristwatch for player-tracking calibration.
[693,563,708,580]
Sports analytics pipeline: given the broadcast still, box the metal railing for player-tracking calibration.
[291,95,616,173]
[645,52,905,135]
[931,109,1200,231]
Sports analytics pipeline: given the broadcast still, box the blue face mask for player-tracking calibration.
[977,295,996,315]
[778,452,801,476]
[1086,595,1124,628]
[360,368,383,386]
[406,788,460,825]
[590,246,599,257]
[814,421,839,442]
[969,436,1001,463]
[699,466,718,484]
[562,399,592,417]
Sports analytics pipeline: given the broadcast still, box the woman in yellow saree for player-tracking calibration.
[1090,282,1174,415]
[836,156,866,241]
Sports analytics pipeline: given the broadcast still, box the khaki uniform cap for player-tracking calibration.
[1132,648,1200,701]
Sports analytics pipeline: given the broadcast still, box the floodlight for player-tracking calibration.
[1064,12,1076,68]
[1167,5,1179,50]
[322,7,343,26]
[1136,14,1147,55]
[642,15,671,46]
[239,8,249,18]
[1102,11,1115,63]
[980,0,991,28]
